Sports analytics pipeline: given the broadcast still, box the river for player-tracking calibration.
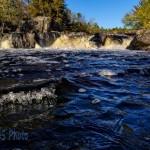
[0,49,150,149]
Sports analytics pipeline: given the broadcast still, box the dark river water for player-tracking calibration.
[0,49,150,150]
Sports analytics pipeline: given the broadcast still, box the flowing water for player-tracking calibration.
[0,49,150,150]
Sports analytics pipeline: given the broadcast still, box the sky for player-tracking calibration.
[66,0,140,29]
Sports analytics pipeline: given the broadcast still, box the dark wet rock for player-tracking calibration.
[33,16,63,33]
[0,31,62,48]
[55,78,79,95]
[0,79,19,89]
[33,16,51,33]
[90,33,133,48]
[0,16,63,48]
[35,32,61,47]
[26,32,36,48]
[127,29,150,51]
[90,33,106,47]
[12,33,36,48]
[105,35,126,44]
[0,33,36,48]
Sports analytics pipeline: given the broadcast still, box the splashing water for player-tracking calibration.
[0,49,150,149]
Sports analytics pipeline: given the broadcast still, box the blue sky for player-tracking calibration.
[66,0,140,29]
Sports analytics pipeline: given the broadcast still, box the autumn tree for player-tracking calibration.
[0,0,101,34]
[28,0,66,24]
[0,0,26,32]
[122,0,150,29]
[28,0,52,18]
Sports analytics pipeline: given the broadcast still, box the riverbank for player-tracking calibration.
[127,29,150,51]
[0,17,149,50]
[0,32,135,50]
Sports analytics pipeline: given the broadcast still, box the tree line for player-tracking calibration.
[0,0,149,34]
[0,0,100,34]
[122,0,150,29]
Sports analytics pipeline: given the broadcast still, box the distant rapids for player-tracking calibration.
[0,49,150,149]
[0,32,134,50]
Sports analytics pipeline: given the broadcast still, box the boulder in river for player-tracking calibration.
[0,32,36,49]
[127,29,150,51]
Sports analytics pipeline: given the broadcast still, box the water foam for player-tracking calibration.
[0,87,57,106]
[49,35,97,49]
[98,69,117,77]
[102,36,134,50]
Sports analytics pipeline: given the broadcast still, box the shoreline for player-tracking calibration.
[0,32,135,50]
[0,17,149,51]
[0,32,149,51]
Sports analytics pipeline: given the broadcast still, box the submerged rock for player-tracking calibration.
[92,99,101,104]
[78,88,86,93]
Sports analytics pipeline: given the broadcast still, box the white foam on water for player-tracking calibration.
[65,64,70,67]
[92,99,101,104]
[98,69,127,77]
[18,55,61,65]
[12,68,22,73]
[98,69,117,77]
[48,35,97,50]
[60,54,67,58]
[0,48,137,56]
[48,61,60,64]
[0,87,57,105]
[63,60,68,63]
[102,36,134,50]
[78,88,86,93]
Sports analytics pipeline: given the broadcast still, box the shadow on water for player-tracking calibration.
[0,49,150,149]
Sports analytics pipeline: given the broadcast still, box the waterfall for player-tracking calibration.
[0,32,135,50]
[0,33,36,49]
[49,34,97,49]
[0,34,13,48]
[102,35,134,50]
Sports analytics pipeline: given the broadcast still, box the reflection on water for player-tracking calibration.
[0,49,150,149]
